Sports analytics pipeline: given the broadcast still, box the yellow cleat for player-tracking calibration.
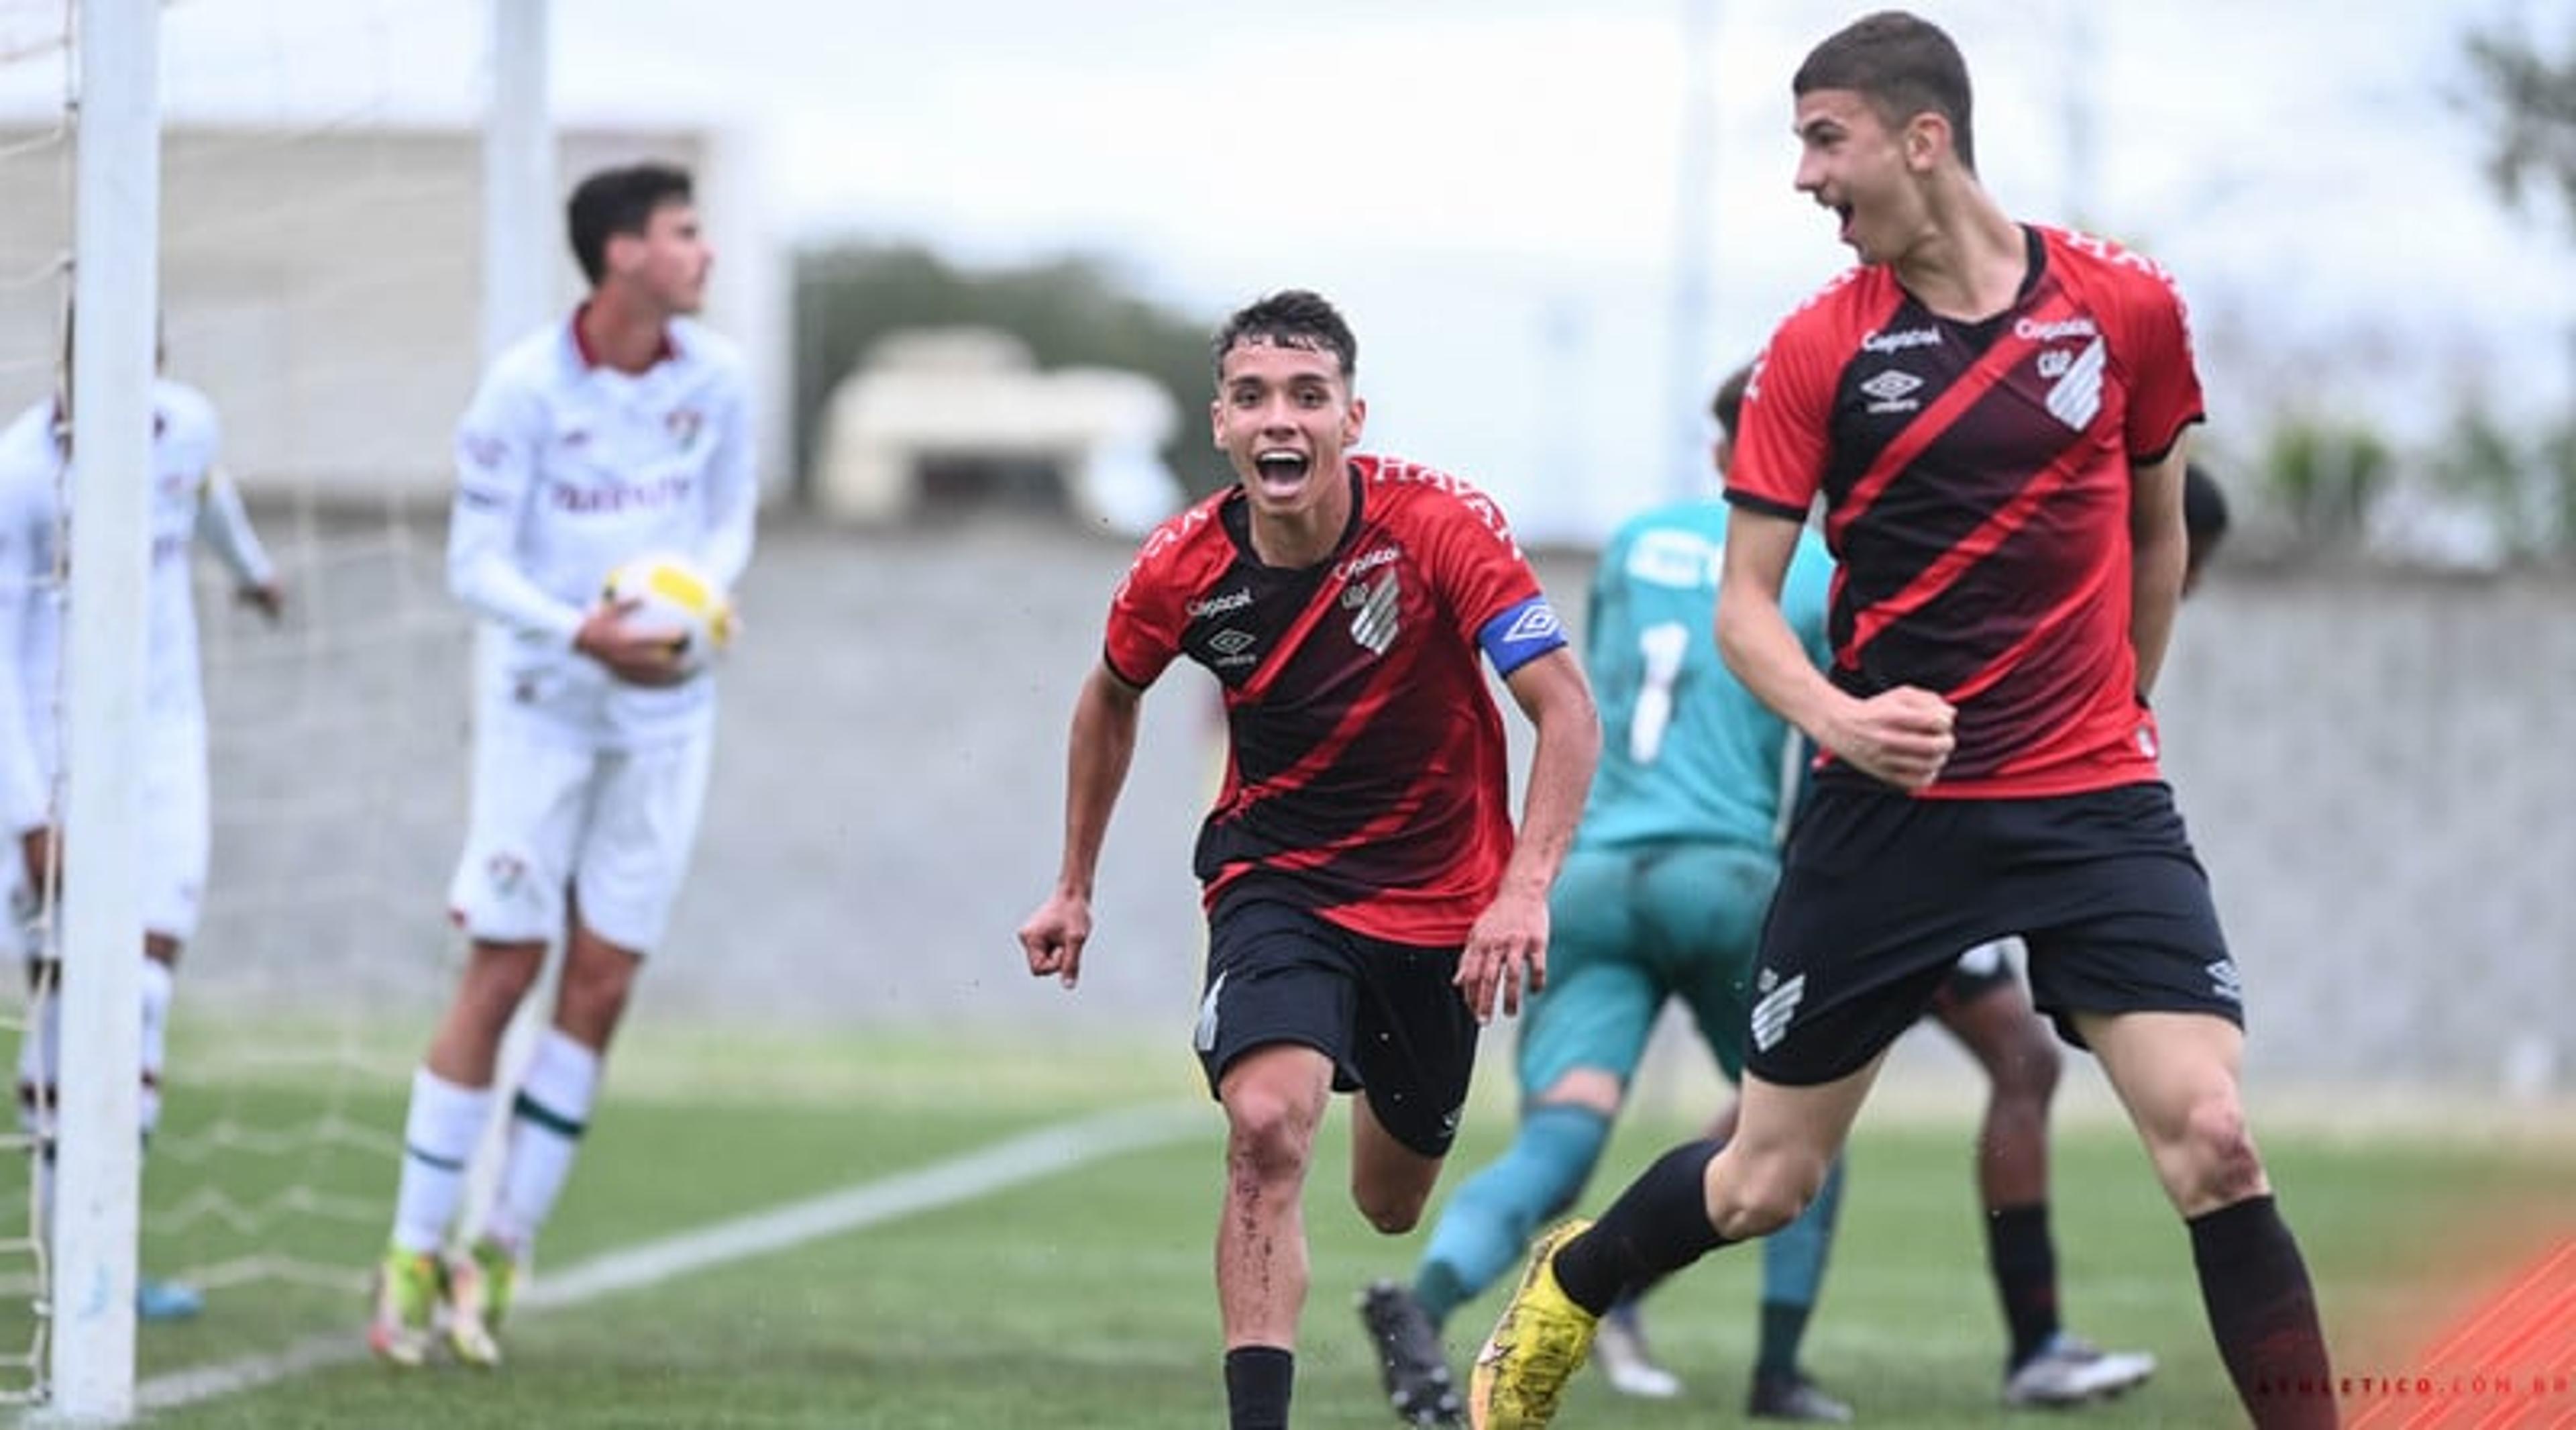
[1469,1219,1601,1429]
[443,1238,518,1368]
[366,1246,441,1368]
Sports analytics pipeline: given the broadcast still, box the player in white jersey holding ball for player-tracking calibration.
[0,339,284,1323]
[370,161,757,1368]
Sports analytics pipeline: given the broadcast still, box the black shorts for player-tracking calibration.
[1748,781,2241,1087]
[1195,899,1479,1158]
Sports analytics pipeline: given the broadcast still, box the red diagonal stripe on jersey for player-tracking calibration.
[1845,436,2094,674]
[1825,287,2082,546]
[1235,568,1360,706]
[1215,562,1405,844]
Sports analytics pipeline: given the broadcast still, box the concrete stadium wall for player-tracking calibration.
[185,519,2575,1103]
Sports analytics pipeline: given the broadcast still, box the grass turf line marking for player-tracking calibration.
[133,1102,1203,1413]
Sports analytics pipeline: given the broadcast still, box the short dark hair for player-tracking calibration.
[1211,289,1357,382]
[2184,462,2230,546]
[1710,362,1755,440]
[566,162,695,287]
[1792,11,1977,173]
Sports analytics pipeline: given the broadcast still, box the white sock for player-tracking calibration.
[486,1029,602,1256]
[392,1067,492,1256]
[16,966,57,1147]
[19,965,57,1221]
[138,958,172,1139]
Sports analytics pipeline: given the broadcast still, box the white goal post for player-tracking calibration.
[48,0,160,1421]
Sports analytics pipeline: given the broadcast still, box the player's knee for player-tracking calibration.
[1354,1180,1428,1235]
[1223,1088,1318,1189]
[1988,1025,2062,1105]
[458,945,544,1021]
[1710,1152,1824,1239]
[2171,1094,2265,1206]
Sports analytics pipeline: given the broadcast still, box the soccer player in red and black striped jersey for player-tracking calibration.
[1469,15,2333,1430]
[1020,290,1600,1430]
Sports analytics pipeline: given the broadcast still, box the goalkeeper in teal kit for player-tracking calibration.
[1358,370,1851,1425]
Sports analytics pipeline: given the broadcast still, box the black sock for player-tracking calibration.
[1755,1300,1812,1379]
[2188,1195,2336,1429]
[1986,1201,2060,1368]
[1552,1139,1728,1315]
[1224,1345,1294,1430]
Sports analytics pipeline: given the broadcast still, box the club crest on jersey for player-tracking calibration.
[665,406,704,448]
[1346,570,1401,655]
[2043,337,2108,431]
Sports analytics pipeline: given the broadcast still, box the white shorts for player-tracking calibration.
[5,721,207,959]
[444,712,715,956]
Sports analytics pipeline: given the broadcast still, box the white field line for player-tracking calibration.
[130,1103,1203,1415]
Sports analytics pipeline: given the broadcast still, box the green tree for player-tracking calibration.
[2259,416,2392,552]
[2460,18,2576,238]
[789,244,1226,505]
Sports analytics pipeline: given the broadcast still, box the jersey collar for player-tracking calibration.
[569,301,678,372]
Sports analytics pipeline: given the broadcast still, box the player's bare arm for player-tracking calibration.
[573,598,691,688]
[1019,662,1144,990]
[1454,646,1599,1023]
[1718,508,1953,792]
[18,825,52,901]
[2127,434,2194,699]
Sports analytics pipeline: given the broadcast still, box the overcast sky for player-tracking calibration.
[1,0,2567,536]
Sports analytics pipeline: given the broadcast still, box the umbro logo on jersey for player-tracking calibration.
[1861,368,1924,415]
[1750,972,1807,1052]
[1500,605,1562,645]
[1208,628,1256,658]
[1860,370,1921,403]
[665,407,704,446]
[2205,959,2244,1004]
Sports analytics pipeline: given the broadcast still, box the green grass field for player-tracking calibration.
[25,1026,2573,1428]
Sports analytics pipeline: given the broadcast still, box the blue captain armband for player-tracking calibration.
[1479,594,1568,676]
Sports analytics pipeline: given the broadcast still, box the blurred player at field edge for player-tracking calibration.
[0,324,284,1322]
[370,160,758,1368]
[1020,289,1599,1430]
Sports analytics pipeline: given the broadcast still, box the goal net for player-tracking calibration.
[0,0,749,1409]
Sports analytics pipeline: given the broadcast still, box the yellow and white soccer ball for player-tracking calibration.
[600,552,735,676]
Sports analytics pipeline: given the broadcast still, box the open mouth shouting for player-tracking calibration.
[1254,448,1312,498]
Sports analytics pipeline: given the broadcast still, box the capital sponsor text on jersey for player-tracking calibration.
[2015,315,2100,343]
[548,474,696,515]
[1333,544,1402,582]
[1187,589,1252,618]
[1860,325,1941,355]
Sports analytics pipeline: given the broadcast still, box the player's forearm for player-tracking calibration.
[1718,587,1854,752]
[2129,515,2187,698]
[1052,669,1141,897]
[0,599,44,832]
[196,470,276,587]
[1501,684,1600,899]
[700,473,757,593]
